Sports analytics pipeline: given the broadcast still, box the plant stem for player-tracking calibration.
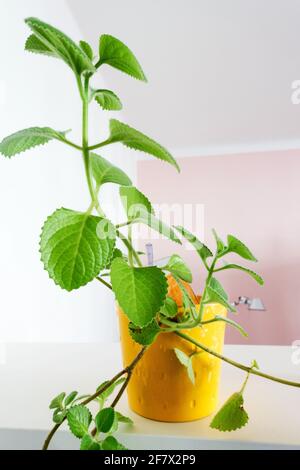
[116,230,143,267]
[128,226,134,267]
[87,139,111,152]
[176,331,300,389]
[61,137,83,151]
[42,346,147,450]
[96,276,113,290]
[116,221,133,229]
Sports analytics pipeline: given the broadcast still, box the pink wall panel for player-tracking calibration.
[137,150,300,345]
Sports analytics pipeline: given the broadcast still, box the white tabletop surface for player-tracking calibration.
[0,342,300,448]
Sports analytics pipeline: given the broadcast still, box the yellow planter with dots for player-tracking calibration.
[118,303,227,422]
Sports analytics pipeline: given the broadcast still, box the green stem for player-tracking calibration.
[87,139,111,152]
[128,226,134,267]
[116,230,143,267]
[176,331,300,389]
[60,137,83,152]
[96,276,112,290]
[116,221,133,229]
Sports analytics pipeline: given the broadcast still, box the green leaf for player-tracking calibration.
[204,285,236,313]
[95,407,116,433]
[251,359,259,369]
[80,434,101,451]
[129,319,161,346]
[134,210,181,244]
[25,34,57,57]
[218,264,263,285]
[115,411,133,425]
[209,277,228,300]
[25,17,95,75]
[52,409,67,424]
[227,235,257,262]
[0,127,69,158]
[187,359,195,385]
[64,391,78,407]
[164,255,192,283]
[101,435,127,450]
[94,90,123,111]
[91,153,132,187]
[108,119,179,172]
[210,392,249,432]
[111,257,168,327]
[212,229,226,254]
[49,392,65,410]
[99,34,146,81]
[67,405,92,439]
[174,348,189,367]
[120,186,154,218]
[160,297,178,318]
[40,208,116,291]
[79,40,94,60]
[174,226,213,261]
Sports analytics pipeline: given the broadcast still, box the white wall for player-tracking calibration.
[0,0,135,343]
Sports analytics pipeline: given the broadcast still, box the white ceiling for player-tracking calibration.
[68,0,300,154]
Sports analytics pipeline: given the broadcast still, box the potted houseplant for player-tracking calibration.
[1,17,300,451]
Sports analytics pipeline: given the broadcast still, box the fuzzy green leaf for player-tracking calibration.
[120,186,154,218]
[95,407,116,433]
[209,277,228,300]
[174,348,190,367]
[111,258,168,327]
[0,127,69,158]
[91,153,131,187]
[25,34,57,57]
[227,235,257,262]
[109,119,179,171]
[40,208,116,291]
[94,90,122,111]
[52,409,67,424]
[64,391,78,407]
[101,436,127,450]
[210,392,249,432]
[25,17,95,75]
[67,405,92,439]
[80,434,101,450]
[164,254,192,283]
[49,392,65,410]
[79,40,94,60]
[99,34,146,81]
[115,411,133,425]
[213,229,226,254]
[174,226,213,261]
[218,264,263,285]
[129,319,161,346]
[187,359,195,385]
[160,297,178,318]
[204,285,236,313]
[96,378,125,409]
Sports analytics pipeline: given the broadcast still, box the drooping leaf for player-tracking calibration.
[108,119,179,171]
[187,359,196,385]
[217,264,263,285]
[129,319,161,345]
[52,409,67,424]
[227,235,257,262]
[0,127,69,157]
[210,392,249,432]
[95,407,116,433]
[40,208,116,291]
[174,226,213,261]
[209,277,228,300]
[160,297,178,318]
[119,185,154,218]
[67,405,92,439]
[49,392,66,410]
[203,285,236,313]
[174,348,189,367]
[80,434,101,450]
[115,411,133,425]
[91,153,132,187]
[98,34,146,81]
[164,254,192,283]
[25,34,57,57]
[110,258,168,327]
[25,17,95,75]
[64,391,78,407]
[94,89,122,111]
[101,435,127,450]
[79,40,94,60]
[212,229,226,254]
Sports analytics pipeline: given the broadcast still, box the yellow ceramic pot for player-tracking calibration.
[118,303,227,422]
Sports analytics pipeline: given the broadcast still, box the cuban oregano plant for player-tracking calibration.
[1,17,300,450]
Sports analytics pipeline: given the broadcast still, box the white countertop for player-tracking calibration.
[0,343,300,449]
